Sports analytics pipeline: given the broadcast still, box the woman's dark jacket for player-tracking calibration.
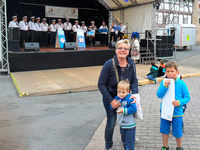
[98,55,138,103]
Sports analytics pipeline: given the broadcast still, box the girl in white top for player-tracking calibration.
[131,33,140,62]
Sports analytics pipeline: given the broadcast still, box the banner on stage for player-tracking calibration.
[77,31,86,48]
[45,6,78,19]
[55,30,66,48]
[87,31,95,37]
[161,79,175,121]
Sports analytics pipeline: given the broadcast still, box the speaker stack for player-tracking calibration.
[156,35,174,57]
[8,27,21,52]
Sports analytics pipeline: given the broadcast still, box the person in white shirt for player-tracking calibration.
[80,21,87,33]
[8,15,19,28]
[131,32,140,63]
[80,21,87,42]
[28,16,36,42]
[72,20,80,42]
[118,21,126,40]
[99,21,108,46]
[63,18,72,42]
[41,18,49,47]
[109,22,117,43]
[35,17,42,46]
[49,20,57,47]
[56,19,64,31]
[19,16,29,47]
[87,21,97,46]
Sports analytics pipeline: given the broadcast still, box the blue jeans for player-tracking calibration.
[147,75,156,81]
[103,99,117,149]
[120,127,136,150]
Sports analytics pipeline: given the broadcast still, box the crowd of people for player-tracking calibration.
[8,15,127,48]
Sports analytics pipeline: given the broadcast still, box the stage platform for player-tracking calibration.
[9,46,115,72]
[10,65,200,97]
[38,46,111,52]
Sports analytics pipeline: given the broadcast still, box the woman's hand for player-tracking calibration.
[130,94,136,103]
[110,99,121,109]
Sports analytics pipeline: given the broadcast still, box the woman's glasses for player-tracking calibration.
[117,47,129,51]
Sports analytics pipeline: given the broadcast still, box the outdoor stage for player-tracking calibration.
[9,46,115,72]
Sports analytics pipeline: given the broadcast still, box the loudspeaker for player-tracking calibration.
[8,40,21,52]
[64,42,77,50]
[109,41,116,48]
[8,27,20,41]
[24,42,40,52]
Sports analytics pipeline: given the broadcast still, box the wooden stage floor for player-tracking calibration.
[10,64,200,97]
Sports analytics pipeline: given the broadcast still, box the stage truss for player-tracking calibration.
[0,0,9,73]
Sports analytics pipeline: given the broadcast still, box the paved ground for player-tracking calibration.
[0,45,200,150]
[85,77,200,150]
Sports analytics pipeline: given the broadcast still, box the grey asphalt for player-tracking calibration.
[0,75,105,150]
[0,45,200,150]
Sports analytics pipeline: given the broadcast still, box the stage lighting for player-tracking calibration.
[124,0,128,2]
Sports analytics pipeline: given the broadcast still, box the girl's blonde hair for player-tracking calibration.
[117,80,130,92]
[116,39,130,49]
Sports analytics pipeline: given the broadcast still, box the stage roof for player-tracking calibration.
[98,0,155,10]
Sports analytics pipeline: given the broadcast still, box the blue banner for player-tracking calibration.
[77,31,86,48]
[56,30,66,48]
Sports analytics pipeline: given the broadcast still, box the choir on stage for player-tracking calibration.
[9,15,127,48]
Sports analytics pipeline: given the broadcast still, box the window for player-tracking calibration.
[188,15,192,24]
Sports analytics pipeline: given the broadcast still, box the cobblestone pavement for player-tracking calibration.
[113,77,200,150]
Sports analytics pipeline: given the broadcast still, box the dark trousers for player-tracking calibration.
[118,32,124,40]
[36,31,42,46]
[73,32,77,42]
[110,32,117,43]
[64,30,71,42]
[42,31,48,47]
[147,75,156,81]
[50,32,57,47]
[87,36,95,46]
[29,30,36,42]
[103,99,117,149]
[120,127,136,150]
[101,34,108,46]
[20,30,28,47]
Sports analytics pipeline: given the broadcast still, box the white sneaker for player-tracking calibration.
[135,137,139,143]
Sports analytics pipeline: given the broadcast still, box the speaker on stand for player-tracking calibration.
[24,42,40,52]
[64,42,77,50]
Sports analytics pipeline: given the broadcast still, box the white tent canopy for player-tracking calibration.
[98,0,155,10]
